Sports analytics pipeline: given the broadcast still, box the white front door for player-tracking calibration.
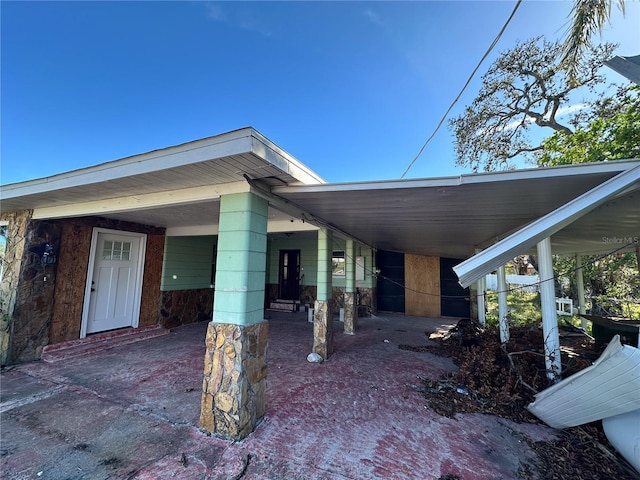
[82,229,146,336]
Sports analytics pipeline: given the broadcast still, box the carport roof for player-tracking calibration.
[1,128,638,262]
[273,159,640,259]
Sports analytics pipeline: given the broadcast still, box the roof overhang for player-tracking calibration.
[0,127,325,213]
[454,163,640,287]
[2,129,638,266]
[274,159,640,259]
[0,128,327,236]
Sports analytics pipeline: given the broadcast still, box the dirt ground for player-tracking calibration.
[400,319,640,480]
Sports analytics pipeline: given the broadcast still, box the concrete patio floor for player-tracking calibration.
[1,312,555,480]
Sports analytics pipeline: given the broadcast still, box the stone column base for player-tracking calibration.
[313,300,333,359]
[199,320,268,440]
[343,292,357,335]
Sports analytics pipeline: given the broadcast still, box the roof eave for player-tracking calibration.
[454,163,640,288]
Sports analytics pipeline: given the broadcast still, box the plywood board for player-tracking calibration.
[405,254,440,317]
[50,223,92,343]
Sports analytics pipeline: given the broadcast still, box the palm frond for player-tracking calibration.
[561,0,625,80]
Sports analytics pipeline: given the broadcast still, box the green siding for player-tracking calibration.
[162,233,376,293]
[161,236,216,291]
[267,235,375,289]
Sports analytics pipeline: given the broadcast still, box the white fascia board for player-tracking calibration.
[249,129,325,185]
[274,159,639,194]
[1,129,256,199]
[32,182,249,220]
[454,164,640,288]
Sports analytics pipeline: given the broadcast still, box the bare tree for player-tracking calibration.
[450,38,616,172]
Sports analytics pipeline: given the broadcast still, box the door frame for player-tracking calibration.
[80,228,147,338]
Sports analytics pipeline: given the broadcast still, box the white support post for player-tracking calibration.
[537,237,561,383]
[497,265,509,343]
[477,276,487,327]
[575,253,587,330]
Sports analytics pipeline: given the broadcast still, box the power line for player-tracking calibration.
[400,0,523,179]
[333,236,638,300]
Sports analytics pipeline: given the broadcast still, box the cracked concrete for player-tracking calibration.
[1,312,554,479]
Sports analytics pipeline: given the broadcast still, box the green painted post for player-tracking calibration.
[314,228,333,358]
[213,192,268,326]
[316,228,332,301]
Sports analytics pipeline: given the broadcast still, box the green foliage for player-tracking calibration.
[554,251,640,318]
[539,85,640,166]
[485,290,542,327]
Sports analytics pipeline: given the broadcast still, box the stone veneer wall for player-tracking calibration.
[0,210,34,365]
[357,287,376,316]
[160,288,214,328]
[4,218,62,364]
[331,286,376,316]
[200,320,268,440]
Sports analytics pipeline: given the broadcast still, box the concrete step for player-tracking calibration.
[41,325,170,363]
[269,299,301,312]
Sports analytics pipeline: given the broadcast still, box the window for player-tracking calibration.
[102,240,131,261]
[332,251,345,277]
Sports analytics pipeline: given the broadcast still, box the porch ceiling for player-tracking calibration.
[273,159,640,259]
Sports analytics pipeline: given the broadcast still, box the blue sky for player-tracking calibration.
[2,1,638,185]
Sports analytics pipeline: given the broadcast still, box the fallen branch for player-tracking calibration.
[502,345,539,394]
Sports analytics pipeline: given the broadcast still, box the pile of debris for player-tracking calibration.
[401,319,639,480]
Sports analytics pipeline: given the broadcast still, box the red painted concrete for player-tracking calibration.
[1,312,554,479]
[41,325,170,363]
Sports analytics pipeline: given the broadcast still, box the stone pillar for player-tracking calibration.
[200,192,269,440]
[313,228,333,359]
[343,239,357,334]
[200,321,267,440]
[0,211,32,365]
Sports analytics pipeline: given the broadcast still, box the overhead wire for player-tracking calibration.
[331,235,638,300]
[399,0,523,179]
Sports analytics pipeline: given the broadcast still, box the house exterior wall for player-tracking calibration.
[159,288,213,328]
[155,234,378,327]
[161,236,216,291]
[266,236,376,313]
[139,233,165,327]
[0,210,33,365]
[159,236,216,328]
[49,222,92,343]
[49,220,164,344]
[0,216,165,364]
[4,218,62,363]
[0,210,38,365]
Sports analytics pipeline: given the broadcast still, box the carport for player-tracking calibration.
[1,127,638,440]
